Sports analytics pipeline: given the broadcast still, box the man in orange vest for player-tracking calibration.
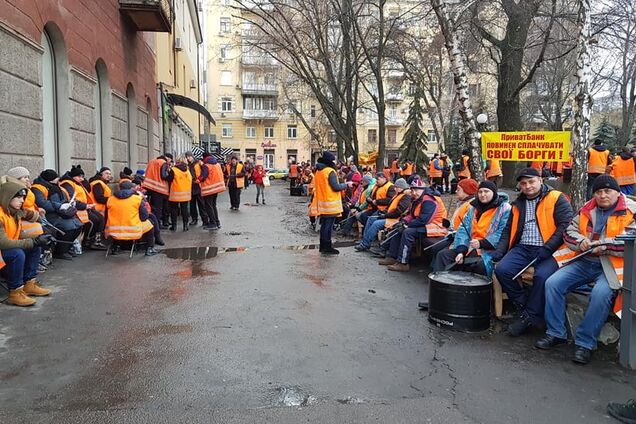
[88,167,113,214]
[200,154,226,230]
[142,153,173,228]
[456,150,471,180]
[536,175,636,364]
[186,151,209,226]
[0,176,55,306]
[429,154,443,192]
[289,160,300,189]
[587,139,611,199]
[380,179,448,272]
[610,146,636,195]
[168,158,193,231]
[440,153,452,194]
[390,158,400,182]
[493,168,574,336]
[311,151,351,254]
[225,156,245,210]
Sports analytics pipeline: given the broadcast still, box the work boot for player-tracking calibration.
[90,233,108,251]
[170,221,177,231]
[321,244,340,255]
[183,218,189,232]
[54,252,73,261]
[23,279,51,296]
[190,218,198,226]
[262,200,266,205]
[607,399,636,423]
[145,246,159,256]
[379,257,397,266]
[572,346,592,365]
[507,310,533,337]
[387,262,410,272]
[160,223,170,230]
[7,287,36,307]
[110,245,122,256]
[534,334,567,350]
[354,244,368,252]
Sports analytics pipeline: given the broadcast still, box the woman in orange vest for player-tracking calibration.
[88,167,113,214]
[6,166,45,240]
[142,154,173,227]
[200,155,226,230]
[105,181,157,256]
[0,176,55,306]
[32,169,83,260]
[313,151,351,254]
[60,165,108,251]
[610,146,636,195]
[168,157,193,231]
[225,156,245,210]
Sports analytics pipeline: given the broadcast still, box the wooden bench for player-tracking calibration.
[492,267,534,318]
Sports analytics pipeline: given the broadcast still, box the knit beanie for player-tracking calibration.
[122,167,133,176]
[362,175,373,186]
[394,178,409,190]
[592,174,621,193]
[457,178,478,195]
[98,167,111,175]
[478,180,498,196]
[40,169,59,182]
[7,166,30,180]
[69,165,84,178]
[322,151,336,163]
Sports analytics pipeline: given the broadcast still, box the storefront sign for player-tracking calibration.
[261,141,277,148]
[481,131,570,161]
[256,155,264,160]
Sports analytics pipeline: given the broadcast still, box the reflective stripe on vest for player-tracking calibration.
[384,193,407,228]
[142,158,170,195]
[314,168,343,215]
[200,163,227,196]
[610,157,636,186]
[169,167,193,202]
[63,180,91,223]
[105,195,154,240]
[20,220,44,238]
[225,163,245,189]
[422,195,449,237]
[588,148,609,174]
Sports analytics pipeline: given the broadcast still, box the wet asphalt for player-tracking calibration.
[0,181,634,424]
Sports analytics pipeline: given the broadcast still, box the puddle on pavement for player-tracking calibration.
[161,241,357,260]
[273,386,317,407]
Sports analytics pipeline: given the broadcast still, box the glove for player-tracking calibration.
[537,247,552,261]
[33,234,56,247]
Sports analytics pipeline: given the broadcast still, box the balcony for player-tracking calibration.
[387,69,405,79]
[385,117,405,127]
[242,83,278,96]
[385,92,405,102]
[243,109,279,120]
[241,55,279,67]
[119,0,172,32]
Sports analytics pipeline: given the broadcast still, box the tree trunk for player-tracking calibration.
[431,0,484,180]
[570,0,592,211]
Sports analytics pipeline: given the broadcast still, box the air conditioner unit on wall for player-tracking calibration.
[174,38,183,51]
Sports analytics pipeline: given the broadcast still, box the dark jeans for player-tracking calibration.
[229,186,242,209]
[148,190,168,225]
[203,194,220,227]
[1,247,41,290]
[433,248,487,276]
[148,213,162,242]
[189,193,208,224]
[84,209,105,240]
[170,201,189,225]
[494,244,559,325]
[433,177,444,193]
[55,227,82,255]
[442,174,450,193]
[388,227,422,264]
[319,216,336,246]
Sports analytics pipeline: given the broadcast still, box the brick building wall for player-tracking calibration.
[0,0,162,177]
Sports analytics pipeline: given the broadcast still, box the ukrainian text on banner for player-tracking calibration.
[481,131,571,162]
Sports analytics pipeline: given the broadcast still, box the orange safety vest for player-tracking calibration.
[530,161,544,170]
[371,181,394,212]
[142,158,170,195]
[105,194,154,240]
[391,160,399,173]
[551,161,563,175]
[169,167,193,202]
[588,148,609,174]
[225,163,245,189]
[289,164,299,178]
[20,189,43,239]
[313,168,343,216]
[610,157,636,186]
[563,155,573,169]
[429,159,442,178]
[400,163,414,177]
[509,190,564,248]
[88,180,112,214]
[451,200,472,231]
[458,156,471,178]
[486,159,503,178]
[200,163,226,196]
[418,194,448,237]
[62,180,90,224]
[384,193,407,228]
[0,206,23,269]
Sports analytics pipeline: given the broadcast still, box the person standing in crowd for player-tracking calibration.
[225,156,245,211]
[186,151,208,226]
[167,157,192,232]
[610,146,636,195]
[429,153,443,193]
[493,168,574,336]
[536,175,636,365]
[200,155,226,230]
[485,158,503,188]
[142,153,173,228]
[289,160,299,189]
[587,139,611,199]
[440,153,452,194]
[457,150,471,180]
[0,176,55,307]
[400,160,415,179]
[60,165,107,251]
[252,164,267,205]
[433,181,510,277]
[88,167,112,214]
[390,158,400,182]
[309,151,351,255]
[105,181,157,256]
[32,170,83,260]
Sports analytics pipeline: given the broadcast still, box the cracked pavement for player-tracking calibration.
[0,182,634,423]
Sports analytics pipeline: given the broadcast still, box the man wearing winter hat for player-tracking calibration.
[355,178,412,252]
[535,175,636,364]
[493,168,574,337]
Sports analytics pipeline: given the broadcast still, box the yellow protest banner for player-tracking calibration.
[481,131,571,162]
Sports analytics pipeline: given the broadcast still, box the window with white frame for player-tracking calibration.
[246,126,256,138]
[265,126,274,138]
[287,125,297,139]
[222,123,233,138]
[220,71,232,86]
[220,17,231,33]
[428,130,437,143]
[221,97,232,112]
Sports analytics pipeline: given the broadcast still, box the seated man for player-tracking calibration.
[535,175,636,364]
[337,175,375,236]
[0,176,55,306]
[380,179,448,272]
[433,181,511,277]
[358,172,395,228]
[493,168,573,336]
[104,181,157,256]
[355,178,411,252]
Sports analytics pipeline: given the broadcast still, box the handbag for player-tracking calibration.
[263,175,271,187]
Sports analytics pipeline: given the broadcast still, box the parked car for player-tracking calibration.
[266,169,289,180]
